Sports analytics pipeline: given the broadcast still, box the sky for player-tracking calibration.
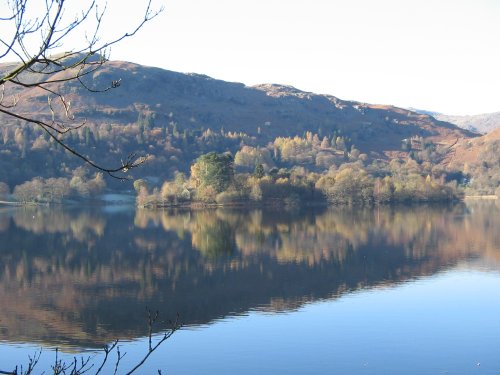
[3,0,500,115]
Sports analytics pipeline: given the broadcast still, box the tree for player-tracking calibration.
[322,167,374,205]
[133,179,149,194]
[0,0,163,178]
[254,163,265,179]
[189,152,234,195]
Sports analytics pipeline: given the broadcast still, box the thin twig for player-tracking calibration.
[125,311,181,375]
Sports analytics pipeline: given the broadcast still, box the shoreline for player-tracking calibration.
[0,200,24,206]
[464,195,498,200]
[3,196,498,208]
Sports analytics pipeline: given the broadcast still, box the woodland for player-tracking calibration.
[1,119,498,206]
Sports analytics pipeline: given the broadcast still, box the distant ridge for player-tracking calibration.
[410,108,500,134]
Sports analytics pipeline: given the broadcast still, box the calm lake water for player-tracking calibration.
[0,201,499,374]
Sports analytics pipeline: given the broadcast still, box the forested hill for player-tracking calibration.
[0,59,479,191]
[3,60,474,147]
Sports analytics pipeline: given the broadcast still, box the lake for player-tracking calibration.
[0,201,499,374]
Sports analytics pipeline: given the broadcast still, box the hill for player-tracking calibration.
[435,112,500,134]
[445,128,500,195]
[410,108,500,134]
[6,60,475,146]
[0,59,479,191]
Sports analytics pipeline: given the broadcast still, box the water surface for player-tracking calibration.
[0,201,499,373]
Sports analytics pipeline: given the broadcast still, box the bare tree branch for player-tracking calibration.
[124,310,181,375]
[0,0,164,178]
[0,311,181,375]
[94,340,118,375]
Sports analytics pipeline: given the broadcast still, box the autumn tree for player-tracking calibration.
[160,172,190,204]
[320,167,374,205]
[133,179,149,194]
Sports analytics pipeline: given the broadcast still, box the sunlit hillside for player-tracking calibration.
[0,58,478,192]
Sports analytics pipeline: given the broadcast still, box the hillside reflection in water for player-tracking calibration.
[0,201,499,349]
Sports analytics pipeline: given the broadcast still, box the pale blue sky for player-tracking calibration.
[3,0,500,115]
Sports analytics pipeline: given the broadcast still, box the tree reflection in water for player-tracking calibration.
[0,201,499,349]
